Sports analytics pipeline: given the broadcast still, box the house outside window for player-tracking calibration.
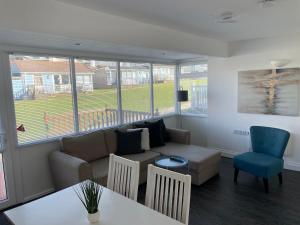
[10,55,75,144]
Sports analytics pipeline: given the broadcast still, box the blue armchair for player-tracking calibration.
[233,126,290,193]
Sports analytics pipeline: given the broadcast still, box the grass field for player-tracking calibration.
[15,82,176,143]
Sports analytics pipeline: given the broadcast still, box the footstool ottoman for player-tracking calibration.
[152,143,221,185]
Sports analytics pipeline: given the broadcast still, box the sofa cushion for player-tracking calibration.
[123,151,160,171]
[61,130,108,162]
[145,119,170,142]
[152,143,221,171]
[104,129,117,154]
[128,128,150,151]
[115,130,144,155]
[90,157,109,185]
[135,121,165,148]
[90,151,160,186]
[104,124,134,154]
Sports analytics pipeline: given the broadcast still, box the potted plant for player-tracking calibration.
[74,179,103,223]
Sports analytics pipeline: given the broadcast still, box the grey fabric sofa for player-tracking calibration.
[49,125,221,190]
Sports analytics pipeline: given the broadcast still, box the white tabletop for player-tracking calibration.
[5,185,183,225]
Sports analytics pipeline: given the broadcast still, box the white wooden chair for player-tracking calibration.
[145,164,191,225]
[107,154,140,201]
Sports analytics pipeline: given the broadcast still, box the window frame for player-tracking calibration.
[6,51,177,147]
[177,61,208,117]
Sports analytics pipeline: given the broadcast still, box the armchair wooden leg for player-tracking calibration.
[234,168,239,184]
[263,178,269,193]
[278,172,283,185]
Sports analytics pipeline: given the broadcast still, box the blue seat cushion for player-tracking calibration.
[233,152,283,178]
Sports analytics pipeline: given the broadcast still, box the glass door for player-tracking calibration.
[0,141,7,202]
[0,130,16,210]
[0,52,17,209]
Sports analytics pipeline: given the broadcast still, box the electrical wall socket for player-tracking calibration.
[233,130,249,136]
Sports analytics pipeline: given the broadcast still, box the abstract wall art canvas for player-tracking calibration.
[238,68,300,116]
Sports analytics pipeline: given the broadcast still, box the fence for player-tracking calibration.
[44,108,152,136]
[121,109,152,123]
[191,84,207,114]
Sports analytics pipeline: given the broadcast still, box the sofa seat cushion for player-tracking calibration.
[233,152,284,178]
[90,157,109,185]
[152,143,221,171]
[123,151,160,171]
[61,130,108,162]
[90,151,160,186]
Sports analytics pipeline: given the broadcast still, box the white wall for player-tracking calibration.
[0,0,228,57]
[18,141,60,201]
[180,115,207,147]
[184,34,300,171]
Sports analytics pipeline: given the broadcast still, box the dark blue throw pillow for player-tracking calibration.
[135,120,165,148]
[145,119,170,142]
[115,130,144,155]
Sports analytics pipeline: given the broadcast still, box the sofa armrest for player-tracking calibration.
[49,151,92,190]
[166,128,191,145]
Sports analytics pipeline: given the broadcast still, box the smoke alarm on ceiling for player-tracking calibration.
[216,12,238,23]
[259,0,276,8]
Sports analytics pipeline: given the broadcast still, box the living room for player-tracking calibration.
[0,0,300,225]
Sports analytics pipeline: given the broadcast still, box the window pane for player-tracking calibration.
[120,62,151,123]
[179,63,208,115]
[75,59,118,131]
[10,55,74,144]
[153,64,175,115]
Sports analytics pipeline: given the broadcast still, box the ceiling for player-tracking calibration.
[59,0,300,41]
[0,29,203,61]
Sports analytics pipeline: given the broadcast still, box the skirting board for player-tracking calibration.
[217,148,300,172]
[23,187,55,203]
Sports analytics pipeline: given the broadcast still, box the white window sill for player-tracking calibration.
[178,113,208,118]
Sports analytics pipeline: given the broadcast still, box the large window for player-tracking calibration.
[75,59,118,131]
[9,54,179,145]
[10,55,74,144]
[179,63,208,115]
[153,64,176,115]
[120,62,151,123]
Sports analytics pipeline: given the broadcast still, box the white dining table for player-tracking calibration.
[5,184,184,225]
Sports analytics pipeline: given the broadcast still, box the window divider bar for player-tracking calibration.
[175,63,180,115]
[70,57,79,133]
[116,61,123,124]
[150,63,154,117]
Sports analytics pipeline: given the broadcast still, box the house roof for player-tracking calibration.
[11,59,93,74]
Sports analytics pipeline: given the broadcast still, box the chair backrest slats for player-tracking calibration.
[107,154,139,201]
[168,178,174,217]
[145,165,191,225]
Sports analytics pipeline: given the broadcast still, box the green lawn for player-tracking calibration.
[15,82,175,143]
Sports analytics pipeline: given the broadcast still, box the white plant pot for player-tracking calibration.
[87,211,100,223]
